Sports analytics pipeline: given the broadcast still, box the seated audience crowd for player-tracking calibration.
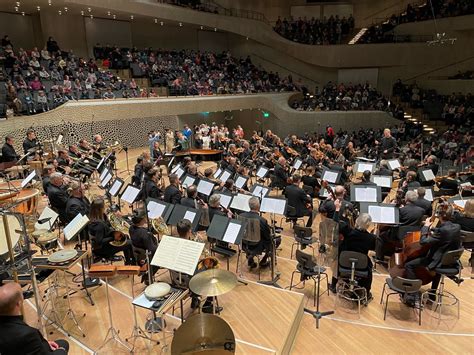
[448,70,473,80]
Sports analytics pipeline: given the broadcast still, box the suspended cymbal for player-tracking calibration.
[189,269,237,297]
[171,313,235,355]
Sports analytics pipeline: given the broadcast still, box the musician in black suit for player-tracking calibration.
[22,129,38,155]
[272,157,289,189]
[356,170,376,185]
[42,165,55,194]
[374,160,392,176]
[141,167,163,200]
[285,174,313,227]
[405,205,462,293]
[65,182,90,222]
[400,171,421,193]
[1,135,19,163]
[0,282,69,354]
[413,187,432,216]
[240,197,273,268]
[375,128,397,159]
[437,169,459,195]
[319,185,353,219]
[180,185,200,209]
[47,173,69,223]
[164,173,182,204]
[301,166,320,198]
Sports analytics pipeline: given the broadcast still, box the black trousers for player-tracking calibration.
[53,339,69,354]
[94,239,136,265]
[405,257,441,291]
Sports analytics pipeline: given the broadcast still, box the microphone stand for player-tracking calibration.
[123,146,131,175]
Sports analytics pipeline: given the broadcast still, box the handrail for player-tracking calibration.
[403,55,474,82]
[363,0,425,22]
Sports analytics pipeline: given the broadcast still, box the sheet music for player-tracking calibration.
[293,159,302,170]
[355,187,377,202]
[252,185,269,197]
[96,157,106,171]
[323,170,338,184]
[222,222,241,243]
[425,188,434,201]
[64,213,89,241]
[121,185,140,204]
[35,206,58,231]
[148,200,166,219]
[368,205,395,224]
[213,168,223,179]
[109,179,123,196]
[183,211,197,223]
[151,235,204,275]
[454,200,466,209]
[256,166,268,178]
[21,170,36,188]
[220,194,232,209]
[197,180,214,196]
[183,175,196,188]
[357,163,374,173]
[220,170,232,182]
[371,175,392,188]
[132,293,156,309]
[171,164,181,174]
[56,134,63,145]
[461,182,472,187]
[387,159,401,170]
[100,172,113,187]
[99,168,109,182]
[235,176,247,189]
[230,193,252,212]
[175,166,186,179]
[422,169,435,181]
[261,197,286,215]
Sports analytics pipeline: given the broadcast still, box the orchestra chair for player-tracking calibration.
[460,231,474,276]
[289,250,329,306]
[422,248,464,322]
[88,233,125,265]
[280,205,305,229]
[291,226,318,259]
[236,217,262,280]
[380,277,423,325]
[336,251,369,316]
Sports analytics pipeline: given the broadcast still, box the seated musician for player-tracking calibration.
[88,198,135,265]
[42,164,56,194]
[68,144,84,160]
[56,150,72,174]
[405,204,462,301]
[208,194,232,221]
[47,172,69,224]
[78,139,93,154]
[319,185,353,219]
[413,187,432,216]
[332,206,376,301]
[181,185,202,209]
[164,173,183,204]
[357,170,375,185]
[437,169,459,195]
[423,155,440,176]
[65,181,90,222]
[0,282,70,355]
[141,167,163,200]
[92,134,106,153]
[374,160,392,176]
[272,156,289,189]
[240,197,274,269]
[400,171,420,193]
[453,199,474,232]
[215,179,234,194]
[1,135,19,163]
[301,166,321,198]
[285,174,314,227]
[226,157,238,175]
[129,209,158,284]
[22,129,38,155]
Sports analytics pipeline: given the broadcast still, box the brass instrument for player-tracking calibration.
[108,212,130,246]
[151,216,170,236]
[196,256,219,271]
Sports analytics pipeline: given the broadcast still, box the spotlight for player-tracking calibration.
[64,7,68,12]
[14,6,19,11]
[200,25,203,30]
[37,6,40,11]
[21,11,25,16]
[107,11,111,16]
[58,10,62,15]
[16,2,20,7]
[160,21,163,26]
[88,7,91,12]
[214,27,217,31]
[90,14,93,19]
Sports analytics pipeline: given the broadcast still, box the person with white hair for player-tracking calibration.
[47,172,69,223]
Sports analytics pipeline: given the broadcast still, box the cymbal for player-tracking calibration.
[171,313,235,355]
[189,269,237,297]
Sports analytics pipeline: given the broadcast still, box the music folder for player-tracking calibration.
[119,184,141,204]
[146,198,174,221]
[260,197,287,215]
[250,184,269,198]
[108,178,124,197]
[322,168,341,184]
[64,213,90,241]
[206,214,245,245]
[167,204,202,231]
[360,203,399,225]
[174,165,186,180]
[370,175,392,188]
[256,166,269,179]
[181,174,197,188]
[219,169,232,183]
[350,184,382,203]
[234,174,248,189]
[21,170,36,188]
[99,167,110,182]
[35,206,58,231]
[100,171,113,187]
[213,167,223,179]
[230,193,252,212]
[408,186,434,201]
[151,235,204,275]
[197,179,215,197]
[355,162,376,174]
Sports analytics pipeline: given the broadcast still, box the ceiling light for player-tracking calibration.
[154,18,158,23]
[179,22,182,26]
[88,7,91,12]
[14,6,19,11]
[130,15,134,20]
[64,7,68,12]
[214,27,217,31]
[107,11,111,16]
[160,21,163,26]
[48,0,52,5]
[37,6,40,11]
[81,10,84,15]
[21,11,25,16]
[113,14,116,19]
[58,10,62,15]
[16,2,20,7]
[90,14,93,19]
[200,25,203,30]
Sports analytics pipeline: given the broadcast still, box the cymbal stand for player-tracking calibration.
[60,268,86,337]
[96,276,132,353]
[42,271,64,329]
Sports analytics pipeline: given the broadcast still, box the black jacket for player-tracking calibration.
[240,211,272,253]
[88,219,113,250]
[339,222,376,268]
[413,197,432,216]
[421,221,462,269]
[284,184,311,217]
[164,184,182,205]
[380,136,397,159]
[65,196,90,223]
[142,178,162,200]
[273,164,288,188]
[22,138,38,154]
[47,184,69,222]
[453,212,474,232]
[1,143,19,162]
[0,315,52,355]
[129,225,157,255]
[320,199,353,219]
[399,203,425,226]
[374,167,392,176]
[180,197,198,209]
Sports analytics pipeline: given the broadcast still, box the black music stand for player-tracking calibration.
[181,174,197,188]
[234,174,249,190]
[350,185,382,203]
[146,198,174,222]
[166,204,202,232]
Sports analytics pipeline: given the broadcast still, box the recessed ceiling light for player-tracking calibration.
[14,7,18,11]
[21,11,25,16]
[107,11,111,16]
[90,14,93,19]
[200,25,203,30]
[214,28,217,31]
[16,2,20,7]
[130,15,134,20]
[88,7,91,12]
[113,14,116,19]
[154,18,158,23]
[64,7,68,12]
[58,10,61,15]
[81,10,84,15]
[179,22,182,26]
[37,6,40,11]
[160,21,163,26]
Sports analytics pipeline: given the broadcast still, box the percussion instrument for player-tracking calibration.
[37,232,57,245]
[116,265,141,276]
[0,214,22,256]
[0,180,23,190]
[4,165,29,174]
[171,313,236,355]
[9,189,40,216]
[88,265,117,278]
[32,229,49,239]
[197,256,220,271]
[47,249,78,264]
[189,269,237,297]
[144,282,171,301]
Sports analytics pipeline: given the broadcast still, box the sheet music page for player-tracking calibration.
[121,185,140,204]
[222,222,241,243]
[355,187,377,202]
[381,207,395,224]
[293,159,302,170]
[454,200,466,209]
[461,182,472,187]
[324,171,338,184]
[183,211,196,223]
[197,180,214,196]
[183,176,196,188]
[99,168,109,182]
[387,159,401,170]
[422,169,435,181]
[151,236,204,275]
[175,166,186,179]
[220,170,231,182]
[235,176,247,189]
[109,179,123,196]
[35,206,58,231]
[21,170,36,188]
[372,176,391,188]
[100,172,113,187]
[261,197,286,215]
[425,189,434,201]
[358,163,374,173]
[171,164,181,174]
[367,205,382,223]
[64,213,89,240]
[132,293,156,309]
[230,193,251,212]
[96,157,106,171]
[252,185,263,197]
[213,168,223,179]
[256,166,268,178]
[148,200,166,219]
[220,194,232,209]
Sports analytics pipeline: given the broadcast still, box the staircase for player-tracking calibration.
[402,106,448,135]
[348,28,368,44]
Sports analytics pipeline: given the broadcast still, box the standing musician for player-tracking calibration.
[132,156,145,187]
[375,128,397,159]
[22,129,38,155]
[164,173,182,204]
[175,132,189,151]
[47,172,69,224]
[164,128,175,154]
[1,135,19,163]
[285,174,314,227]
[88,198,135,265]
[405,204,462,299]
[141,167,163,200]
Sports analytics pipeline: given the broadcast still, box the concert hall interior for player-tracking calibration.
[1,0,474,354]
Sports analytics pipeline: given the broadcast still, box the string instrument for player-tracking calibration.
[220,204,233,218]
[285,146,300,157]
[321,180,336,200]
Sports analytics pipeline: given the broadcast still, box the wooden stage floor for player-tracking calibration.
[20,148,474,354]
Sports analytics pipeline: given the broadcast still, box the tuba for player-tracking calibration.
[151,216,170,236]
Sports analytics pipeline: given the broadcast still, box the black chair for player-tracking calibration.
[291,225,318,259]
[280,205,305,228]
[380,277,423,325]
[461,231,474,275]
[336,251,369,315]
[236,217,262,280]
[422,248,464,322]
[289,250,329,306]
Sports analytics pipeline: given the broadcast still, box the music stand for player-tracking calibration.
[35,206,58,232]
[234,174,249,190]
[350,185,382,203]
[419,169,436,182]
[218,169,232,183]
[119,184,141,205]
[256,166,269,180]
[167,204,201,232]
[370,175,393,189]
[20,170,36,188]
[293,158,303,171]
[207,215,244,246]
[213,167,223,180]
[387,159,401,171]
[219,193,233,210]
[100,170,113,188]
[146,198,174,221]
[250,184,270,198]
[172,165,186,180]
[108,178,124,197]
[360,203,400,225]
[230,193,252,213]
[197,179,215,197]
[181,174,197,189]
[354,162,376,174]
[321,168,341,184]
[99,167,110,182]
